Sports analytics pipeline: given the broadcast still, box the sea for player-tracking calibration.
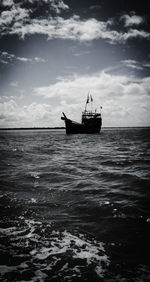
[0,128,150,282]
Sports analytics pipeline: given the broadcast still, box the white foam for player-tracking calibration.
[1,219,109,280]
[31,198,37,203]
[0,227,16,235]
[34,247,52,260]
[24,219,41,238]
[18,262,28,269]
[31,230,109,278]
[33,270,48,281]
[30,172,40,179]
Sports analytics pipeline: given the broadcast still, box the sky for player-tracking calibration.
[0,0,150,128]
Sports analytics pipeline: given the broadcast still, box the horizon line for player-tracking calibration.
[0,126,150,130]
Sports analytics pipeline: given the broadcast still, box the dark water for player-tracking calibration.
[0,128,150,282]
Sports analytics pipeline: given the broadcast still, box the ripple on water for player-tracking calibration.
[0,128,150,281]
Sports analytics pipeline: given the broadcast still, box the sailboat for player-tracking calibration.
[61,94,102,134]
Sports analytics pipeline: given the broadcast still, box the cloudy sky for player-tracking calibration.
[0,0,150,127]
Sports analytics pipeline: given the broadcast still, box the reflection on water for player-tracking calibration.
[0,128,150,281]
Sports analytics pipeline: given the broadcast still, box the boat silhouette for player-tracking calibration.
[61,94,102,134]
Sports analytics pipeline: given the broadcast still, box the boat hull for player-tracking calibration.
[64,118,102,134]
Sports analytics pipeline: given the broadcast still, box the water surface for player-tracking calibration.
[0,128,150,281]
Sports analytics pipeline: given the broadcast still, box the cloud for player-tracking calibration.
[120,14,144,27]
[34,57,46,63]
[143,63,150,68]
[0,51,46,64]
[17,56,32,62]
[0,51,15,64]
[73,50,90,57]
[89,5,101,11]
[2,0,14,6]
[120,29,149,41]
[1,0,69,14]
[121,59,143,70]
[49,0,69,14]
[0,2,149,44]
[32,71,150,126]
[33,71,150,99]
[121,59,150,70]
[0,100,18,122]
[0,5,29,29]
[6,16,150,43]
[0,99,55,127]
[0,72,150,127]
[28,0,69,13]
[10,81,18,87]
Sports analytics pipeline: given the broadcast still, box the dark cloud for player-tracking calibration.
[0,2,149,44]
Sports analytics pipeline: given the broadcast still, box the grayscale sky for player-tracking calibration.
[0,0,150,127]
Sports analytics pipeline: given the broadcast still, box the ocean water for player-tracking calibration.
[0,128,150,282]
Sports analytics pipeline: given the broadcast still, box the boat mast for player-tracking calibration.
[85,92,90,112]
[90,94,93,112]
[85,92,94,113]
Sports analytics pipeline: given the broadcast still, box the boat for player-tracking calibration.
[61,94,102,134]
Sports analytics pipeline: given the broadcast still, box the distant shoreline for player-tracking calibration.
[0,127,65,130]
[0,126,149,130]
